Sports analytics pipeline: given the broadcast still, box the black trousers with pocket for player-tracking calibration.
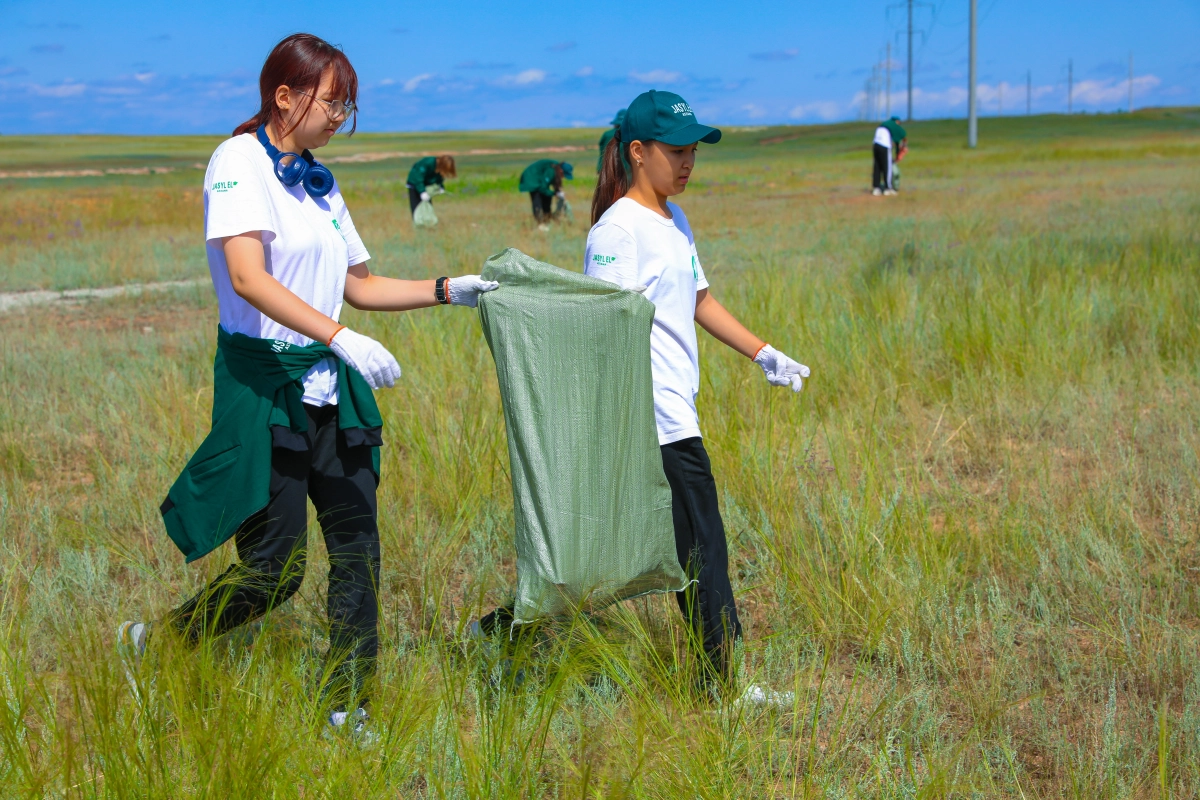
[530,191,553,222]
[660,437,742,686]
[872,143,892,190]
[168,403,381,708]
[407,185,423,215]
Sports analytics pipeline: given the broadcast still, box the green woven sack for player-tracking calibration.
[478,248,687,622]
[412,199,438,227]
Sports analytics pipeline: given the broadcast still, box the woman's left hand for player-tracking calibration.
[448,275,500,308]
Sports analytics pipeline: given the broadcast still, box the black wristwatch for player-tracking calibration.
[435,276,450,305]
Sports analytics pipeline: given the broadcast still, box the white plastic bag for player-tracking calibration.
[413,200,438,227]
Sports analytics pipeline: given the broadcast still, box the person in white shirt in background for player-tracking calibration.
[117,33,496,740]
[585,89,810,701]
[873,115,905,196]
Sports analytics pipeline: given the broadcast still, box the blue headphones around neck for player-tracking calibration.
[256,125,335,198]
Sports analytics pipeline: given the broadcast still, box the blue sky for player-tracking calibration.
[1,0,1196,134]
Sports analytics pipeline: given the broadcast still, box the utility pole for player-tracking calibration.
[907,0,914,121]
[1128,52,1134,112]
[1026,70,1031,115]
[1067,59,1073,114]
[886,42,892,118]
[967,0,977,147]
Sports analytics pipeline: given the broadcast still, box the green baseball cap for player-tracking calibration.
[620,90,721,146]
[610,109,626,126]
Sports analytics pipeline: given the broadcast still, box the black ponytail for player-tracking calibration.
[591,130,631,224]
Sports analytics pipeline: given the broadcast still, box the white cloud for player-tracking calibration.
[496,69,546,86]
[30,81,85,97]
[379,77,395,86]
[741,103,767,119]
[789,101,842,121]
[629,69,682,84]
[1072,75,1160,104]
[134,72,155,83]
[575,66,594,77]
[403,73,435,92]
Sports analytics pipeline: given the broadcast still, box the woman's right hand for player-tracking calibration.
[329,328,402,389]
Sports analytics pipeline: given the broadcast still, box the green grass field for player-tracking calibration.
[1,108,1199,797]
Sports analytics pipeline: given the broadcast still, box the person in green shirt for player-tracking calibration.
[597,109,625,172]
[519,159,574,228]
[406,155,457,216]
[872,116,907,196]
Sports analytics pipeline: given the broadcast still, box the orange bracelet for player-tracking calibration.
[751,343,768,360]
[326,325,346,347]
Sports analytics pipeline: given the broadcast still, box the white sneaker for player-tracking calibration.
[737,683,795,708]
[117,620,150,662]
[883,189,897,196]
[872,187,883,196]
[117,620,151,700]
[326,707,380,748]
[537,223,550,232]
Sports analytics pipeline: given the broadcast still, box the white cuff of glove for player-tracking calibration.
[448,274,500,308]
[753,344,810,393]
[419,191,431,201]
[555,190,566,199]
[329,328,402,390]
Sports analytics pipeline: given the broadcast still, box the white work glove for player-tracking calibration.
[329,328,402,390]
[448,274,500,308]
[753,344,810,393]
[419,190,431,202]
[555,190,566,199]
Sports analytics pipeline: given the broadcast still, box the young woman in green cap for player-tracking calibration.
[116,33,497,739]
[406,155,457,215]
[586,89,811,696]
[518,159,573,229]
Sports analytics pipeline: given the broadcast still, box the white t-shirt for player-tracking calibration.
[203,133,370,406]
[584,198,709,445]
[874,125,893,149]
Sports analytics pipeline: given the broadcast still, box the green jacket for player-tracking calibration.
[883,120,907,144]
[406,156,444,190]
[597,128,616,173]
[519,159,560,196]
[161,327,382,562]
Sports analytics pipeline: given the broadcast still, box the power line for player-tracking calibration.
[1067,58,1073,114]
[1128,52,1134,112]
[968,0,977,146]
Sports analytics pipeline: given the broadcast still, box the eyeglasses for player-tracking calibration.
[298,91,356,121]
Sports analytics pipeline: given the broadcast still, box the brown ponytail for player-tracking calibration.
[591,131,631,224]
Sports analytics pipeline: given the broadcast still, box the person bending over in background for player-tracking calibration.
[406,155,457,216]
[872,115,906,196]
[117,33,496,741]
[519,158,573,230]
[597,109,626,173]
[586,89,811,698]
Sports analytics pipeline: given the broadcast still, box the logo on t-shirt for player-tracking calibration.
[211,180,239,193]
[271,340,291,353]
[592,254,616,266]
[331,218,346,239]
[691,255,698,279]
[671,102,694,117]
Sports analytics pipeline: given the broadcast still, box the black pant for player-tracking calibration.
[872,143,892,190]
[530,191,553,222]
[660,437,741,685]
[407,185,423,215]
[168,403,381,707]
